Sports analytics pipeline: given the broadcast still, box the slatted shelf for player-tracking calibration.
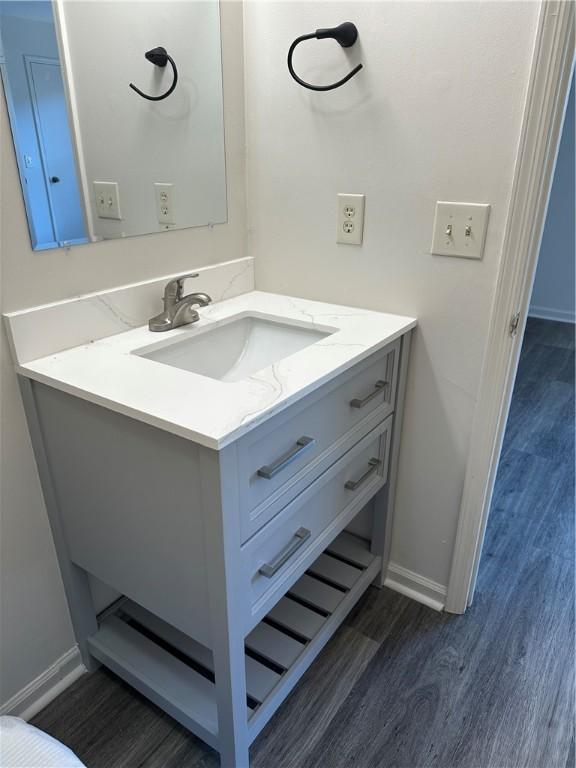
[266,596,326,640]
[245,621,305,670]
[288,573,345,614]
[87,616,220,749]
[120,600,281,706]
[307,552,364,589]
[89,531,380,750]
[248,533,381,742]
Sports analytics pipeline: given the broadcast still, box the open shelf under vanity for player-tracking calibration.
[88,531,380,749]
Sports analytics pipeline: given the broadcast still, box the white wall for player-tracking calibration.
[244,1,540,589]
[60,0,227,240]
[530,75,575,323]
[0,0,245,707]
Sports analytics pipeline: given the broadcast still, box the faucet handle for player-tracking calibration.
[163,273,199,306]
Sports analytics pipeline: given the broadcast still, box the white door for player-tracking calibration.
[27,58,87,245]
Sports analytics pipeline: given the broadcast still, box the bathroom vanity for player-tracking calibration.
[5,267,415,767]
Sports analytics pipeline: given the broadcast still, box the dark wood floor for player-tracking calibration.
[33,317,575,768]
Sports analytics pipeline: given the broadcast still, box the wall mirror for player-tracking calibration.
[0,0,227,250]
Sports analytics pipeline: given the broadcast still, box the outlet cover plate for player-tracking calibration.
[431,202,490,259]
[93,181,122,220]
[154,182,176,226]
[337,193,365,245]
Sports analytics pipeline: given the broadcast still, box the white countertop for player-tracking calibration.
[15,291,416,449]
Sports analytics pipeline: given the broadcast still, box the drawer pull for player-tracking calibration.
[345,457,381,491]
[257,436,315,480]
[259,527,312,578]
[350,380,388,408]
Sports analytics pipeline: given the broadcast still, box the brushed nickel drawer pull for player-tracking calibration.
[345,457,381,491]
[350,380,388,408]
[257,436,315,480]
[259,527,312,578]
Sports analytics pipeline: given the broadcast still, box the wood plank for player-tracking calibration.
[245,622,305,671]
[243,657,281,704]
[326,532,374,569]
[307,553,363,590]
[289,574,345,614]
[122,600,280,704]
[266,597,325,640]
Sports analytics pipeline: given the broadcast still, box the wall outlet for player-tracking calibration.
[431,202,490,259]
[93,181,122,220]
[154,183,175,226]
[337,193,365,245]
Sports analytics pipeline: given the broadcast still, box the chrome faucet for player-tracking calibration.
[148,273,212,332]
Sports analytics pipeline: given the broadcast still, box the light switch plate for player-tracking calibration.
[337,193,365,245]
[93,181,122,220]
[431,202,490,259]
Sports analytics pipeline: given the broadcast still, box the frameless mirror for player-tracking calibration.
[0,0,227,250]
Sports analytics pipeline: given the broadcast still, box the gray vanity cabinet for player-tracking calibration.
[20,330,412,768]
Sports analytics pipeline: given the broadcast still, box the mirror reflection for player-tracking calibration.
[0,0,227,251]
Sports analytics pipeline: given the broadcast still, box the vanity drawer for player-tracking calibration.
[237,339,400,542]
[241,415,392,626]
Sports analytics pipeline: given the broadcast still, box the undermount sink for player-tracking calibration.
[135,314,335,382]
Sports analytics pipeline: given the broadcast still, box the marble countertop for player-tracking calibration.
[15,291,417,449]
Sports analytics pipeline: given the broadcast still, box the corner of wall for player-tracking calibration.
[0,646,85,721]
[385,561,446,612]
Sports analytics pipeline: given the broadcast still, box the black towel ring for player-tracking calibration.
[129,47,178,101]
[287,22,363,92]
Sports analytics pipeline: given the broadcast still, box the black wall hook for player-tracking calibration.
[287,22,363,92]
[129,47,178,101]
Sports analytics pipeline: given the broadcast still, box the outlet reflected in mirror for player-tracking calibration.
[0,0,227,251]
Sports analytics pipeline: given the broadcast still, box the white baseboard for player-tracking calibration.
[384,561,446,612]
[0,646,86,721]
[528,305,575,324]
